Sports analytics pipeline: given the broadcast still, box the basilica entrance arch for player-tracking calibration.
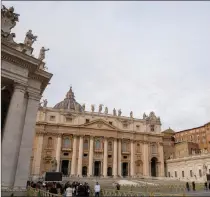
[107,167,112,176]
[94,161,101,176]
[122,162,128,177]
[151,157,158,177]
[82,166,87,176]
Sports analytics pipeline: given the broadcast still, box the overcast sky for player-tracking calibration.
[3,1,210,131]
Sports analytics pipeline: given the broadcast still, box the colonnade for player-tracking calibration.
[2,83,41,188]
[34,134,165,177]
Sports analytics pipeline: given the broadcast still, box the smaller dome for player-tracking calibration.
[53,87,83,112]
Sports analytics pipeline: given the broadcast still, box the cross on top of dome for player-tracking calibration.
[66,86,75,100]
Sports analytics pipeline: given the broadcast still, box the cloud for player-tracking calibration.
[3,1,210,131]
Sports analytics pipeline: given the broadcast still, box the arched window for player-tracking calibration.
[95,140,100,150]
[122,142,127,152]
[137,143,141,153]
[63,138,70,148]
[151,144,157,154]
[108,141,112,151]
[47,137,52,148]
[84,139,88,150]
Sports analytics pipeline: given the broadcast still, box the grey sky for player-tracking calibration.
[4,1,210,131]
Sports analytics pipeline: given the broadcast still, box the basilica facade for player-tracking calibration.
[30,87,165,179]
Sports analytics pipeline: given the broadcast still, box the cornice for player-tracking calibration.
[166,153,210,163]
[1,43,39,71]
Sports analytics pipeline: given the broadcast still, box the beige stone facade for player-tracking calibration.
[167,153,210,182]
[30,87,165,179]
[1,5,52,188]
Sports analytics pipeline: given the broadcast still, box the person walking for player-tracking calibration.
[192,182,196,191]
[66,184,73,197]
[94,182,100,197]
[186,182,190,192]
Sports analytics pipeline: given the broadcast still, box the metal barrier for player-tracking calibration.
[27,186,188,197]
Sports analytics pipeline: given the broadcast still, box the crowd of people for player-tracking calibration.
[27,180,100,197]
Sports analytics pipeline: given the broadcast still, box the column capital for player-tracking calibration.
[28,92,42,101]
[13,83,27,92]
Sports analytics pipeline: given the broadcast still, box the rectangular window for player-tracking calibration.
[86,119,90,123]
[83,154,88,157]
[136,125,140,130]
[63,153,69,156]
[150,125,155,132]
[123,156,127,159]
[50,115,55,121]
[108,155,112,158]
[190,170,193,177]
[175,171,177,177]
[123,124,128,128]
[182,171,184,177]
[66,117,72,122]
[199,169,202,177]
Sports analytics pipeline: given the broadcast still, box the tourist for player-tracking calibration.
[49,183,58,194]
[116,183,120,190]
[186,182,190,191]
[77,183,86,197]
[204,182,208,190]
[84,182,90,197]
[192,182,195,191]
[66,184,73,197]
[94,182,100,197]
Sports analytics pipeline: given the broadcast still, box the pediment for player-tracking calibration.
[81,119,118,130]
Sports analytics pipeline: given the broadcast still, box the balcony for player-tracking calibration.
[62,147,72,152]
[94,149,103,153]
[121,150,130,155]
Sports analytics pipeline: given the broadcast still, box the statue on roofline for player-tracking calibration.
[1,5,19,35]
[38,47,49,61]
[24,30,37,47]
[104,107,108,115]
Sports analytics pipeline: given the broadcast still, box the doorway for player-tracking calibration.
[107,167,112,176]
[94,161,101,176]
[61,160,69,176]
[82,166,87,176]
[122,162,128,176]
[151,157,158,177]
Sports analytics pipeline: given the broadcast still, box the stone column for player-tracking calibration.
[77,136,83,176]
[158,143,164,177]
[71,136,77,176]
[103,138,108,177]
[33,134,44,176]
[2,84,27,187]
[130,140,134,177]
[143,142,149,177]
[118,139,122,177]
[88,136,94,176]
[56,135,62,172]
[14,92,41,188]
[113,139,118,177]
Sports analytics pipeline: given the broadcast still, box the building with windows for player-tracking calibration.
[166,153,210,182]
[30,87,165,179]
[174,122,210,152]
[1,5,52,189]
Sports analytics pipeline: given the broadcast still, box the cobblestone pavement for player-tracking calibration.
[184,190,210,196]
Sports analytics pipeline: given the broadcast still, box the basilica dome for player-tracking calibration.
[53,87,83,112]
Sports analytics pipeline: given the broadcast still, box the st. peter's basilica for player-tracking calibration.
[30,87,164,179]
